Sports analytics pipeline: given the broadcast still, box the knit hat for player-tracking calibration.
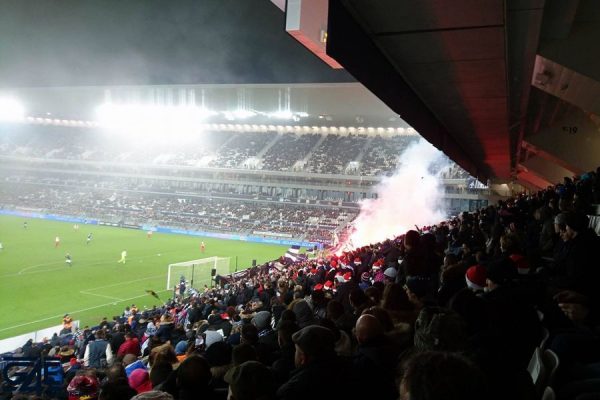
[174,340,188,355]
[554,212,568,226]
[292,325,335,359]
[361,272,370,282]
[405,275,431,298]
[383,267,397,279]
[129,369,152,394]
[465,265,486,290]
[252,311,271,330]
[224,361,275,400]
[205,341,232,367]
[67,375,99,400]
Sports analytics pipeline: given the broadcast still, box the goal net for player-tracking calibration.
[166,257,231,290]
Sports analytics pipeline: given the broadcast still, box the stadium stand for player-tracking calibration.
[0,128,485,244]
[0,181,357,243]
[260,133,321,172]
[0,129,447,176]
[2,163,600,399]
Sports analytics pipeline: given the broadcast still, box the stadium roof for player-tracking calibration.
[3,0,600,187]
[10,83,407,129]
[326,0,600,186]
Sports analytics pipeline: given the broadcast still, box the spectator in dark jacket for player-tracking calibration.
[276,326,351,400]
[352,315,400,400]
[155,314,175,343]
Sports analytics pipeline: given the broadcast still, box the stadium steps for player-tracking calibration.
[343,136,374,174]
[256,133,283,158]
[336,212,355,231]
[216,133,239,153]
[302,134,328,164]
[354,136,373,163]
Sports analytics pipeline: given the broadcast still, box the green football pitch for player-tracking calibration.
[0,215,287,339]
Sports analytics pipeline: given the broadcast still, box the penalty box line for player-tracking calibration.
[79,274,166,302]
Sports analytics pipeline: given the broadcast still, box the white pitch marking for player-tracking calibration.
[0,289,172,333]
[82,274,164,292]
[79,290,124,302]
[4,250,179,278]
[16,261,63,274]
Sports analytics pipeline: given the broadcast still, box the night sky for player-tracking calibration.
[0,0,354,88]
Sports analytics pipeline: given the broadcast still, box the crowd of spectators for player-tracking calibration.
[208,133,276,169]
[260,134,320,172]
[304,134,369,174]
[360,135,419,176]
[3,166,600,399]
[0,182,357,243]
[0,128,471,177]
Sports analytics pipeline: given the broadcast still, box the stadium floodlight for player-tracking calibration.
[268,110,293,120]
[95,103,212,136]
[222,109,256,120]
[0,98,25,122]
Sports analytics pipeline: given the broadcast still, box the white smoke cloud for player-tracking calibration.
[347,139,447,248]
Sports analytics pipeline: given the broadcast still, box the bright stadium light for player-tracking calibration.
[268,110,293,120]
[222,109,256,120]
[95,103,211,136]
[0,98,25,122]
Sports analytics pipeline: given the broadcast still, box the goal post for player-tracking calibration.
[166,257,230,290]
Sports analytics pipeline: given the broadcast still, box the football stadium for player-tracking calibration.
[1,1,600,399]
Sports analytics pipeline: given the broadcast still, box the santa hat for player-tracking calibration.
[354,257,361,265]
[372,260,383,270]
[330,260,338,269]
[509,254,530,275]
[465,265,487,291]
[324,280,333,290]
[314,283,324,291]
[343,272,352,282]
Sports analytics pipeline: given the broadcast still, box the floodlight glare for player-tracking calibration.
[269,110,293,120]
[0,98,25,122]
[95,103,211,137]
